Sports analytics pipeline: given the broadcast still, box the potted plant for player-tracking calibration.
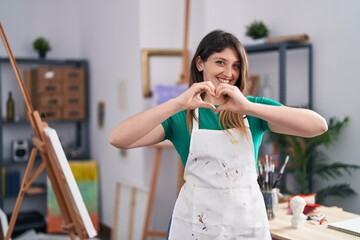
[33,37,51,58]
[269,116,360,204]
[245,20,269,42]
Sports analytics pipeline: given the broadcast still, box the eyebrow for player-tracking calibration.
[213,57,240,64]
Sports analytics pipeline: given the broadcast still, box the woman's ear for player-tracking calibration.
[196,56,204,72]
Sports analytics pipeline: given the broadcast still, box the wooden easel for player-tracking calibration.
[141,142,175,240]
[112,181,148,240]
[177,0,190,85]
[142,1,190,238]
[0,23,94,240]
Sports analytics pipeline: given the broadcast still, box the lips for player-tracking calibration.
[218,78,231,84]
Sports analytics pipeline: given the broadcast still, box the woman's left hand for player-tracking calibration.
[214,83,251,114]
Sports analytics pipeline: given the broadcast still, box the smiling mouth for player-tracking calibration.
[218,78,231,84]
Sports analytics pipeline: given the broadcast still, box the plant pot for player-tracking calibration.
[38,51,47,59]
[251,37,267,44]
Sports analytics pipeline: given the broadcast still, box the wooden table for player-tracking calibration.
[270,203,360,239]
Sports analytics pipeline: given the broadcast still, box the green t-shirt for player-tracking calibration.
[161,96,282,166]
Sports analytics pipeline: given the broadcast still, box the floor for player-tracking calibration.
[14,229,111,240]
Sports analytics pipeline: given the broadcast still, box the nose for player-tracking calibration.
[223,65,232,77]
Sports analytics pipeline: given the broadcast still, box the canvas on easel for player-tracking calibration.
[47,160,99,234]
[0,22,97,240]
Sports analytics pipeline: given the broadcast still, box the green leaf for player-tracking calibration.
[314,162,360,180]
[245,20,269,39]
[268,116,357,203]
[315,183,357,204]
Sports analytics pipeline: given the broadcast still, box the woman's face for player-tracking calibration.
[197,47,240,88]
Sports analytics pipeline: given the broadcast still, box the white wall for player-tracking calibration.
[1,0,360,237]
[203,0,360,214]
[76,1,148,236]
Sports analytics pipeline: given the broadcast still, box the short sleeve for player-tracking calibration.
[161,118,172,141]
[247,96,282,132]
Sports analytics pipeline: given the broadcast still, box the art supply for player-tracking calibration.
[290,196,307,229]
[264,155,268,190]
[272,155,289,189]
[328,217,360,237]
[262,189,275,220]
[257,162,263,188]
[307,213,327,225]
[258,154,289,220]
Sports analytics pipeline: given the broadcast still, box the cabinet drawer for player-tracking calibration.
[64,93,84,107]
[63,68,85,93]
[34,67,63,93]
[63,105,85,120]
[37,107,62,121]
[38,94,63,107]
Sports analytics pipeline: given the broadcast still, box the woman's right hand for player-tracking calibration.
[109,82,216,149]
[175,82,217,110]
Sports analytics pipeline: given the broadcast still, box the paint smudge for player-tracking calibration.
[198,212,207,231]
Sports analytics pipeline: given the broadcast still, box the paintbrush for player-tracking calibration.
[272,155,289,189]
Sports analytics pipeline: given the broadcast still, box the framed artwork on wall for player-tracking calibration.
[141,49,183,98]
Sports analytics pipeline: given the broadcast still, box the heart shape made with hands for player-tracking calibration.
[192,82,246,114]
[195,86,231,111]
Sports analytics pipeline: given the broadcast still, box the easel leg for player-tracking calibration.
[111,183,121,240]
[69,231,76,240]
[5,148,38,240]
[128,188,136,240]
[142,148,163,240]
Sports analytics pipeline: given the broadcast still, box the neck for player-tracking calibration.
[204,94,226,105]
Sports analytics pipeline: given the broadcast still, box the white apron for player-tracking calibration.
[168,109,271,239]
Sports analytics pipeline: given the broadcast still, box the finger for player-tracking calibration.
[217,85,239,99]
[193,82,208,92]
[204,81,216,96]
[198,81,216,96]
[215,86,231,99]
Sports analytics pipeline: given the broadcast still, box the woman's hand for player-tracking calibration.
[214,83,251,114]
[175,82,217,110]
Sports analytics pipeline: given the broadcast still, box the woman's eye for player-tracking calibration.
[215,60,225,65]
[233,64,240,70]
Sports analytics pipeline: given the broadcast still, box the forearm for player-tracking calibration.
[109,98,184,149]
[246,103,328,137]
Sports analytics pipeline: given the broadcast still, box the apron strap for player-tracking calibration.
[193,110,249,129]
[193,108,199,130]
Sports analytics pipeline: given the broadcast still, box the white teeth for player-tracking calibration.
[219,78,230,84]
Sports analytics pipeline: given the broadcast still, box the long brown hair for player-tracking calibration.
[186,30,250,135]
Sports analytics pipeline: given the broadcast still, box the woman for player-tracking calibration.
[109,30,328,239]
